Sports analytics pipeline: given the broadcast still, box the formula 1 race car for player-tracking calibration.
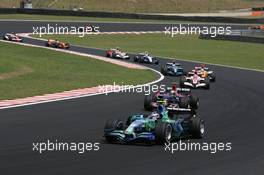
[144,84,199,113]
[134,52,159,64]
[161,62,186,76]
[188,64,215,82]
[180,73,210,89]
[248,25,264,30]
[45,39,70,49]
[3,33,23,42]
[106,48,130,59]
[104,105,205,144]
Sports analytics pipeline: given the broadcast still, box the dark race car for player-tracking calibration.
[161,62,186,76]
[45,39,70,49]
[106,48,130,59]
[134,52,159,64]
[104,105,205,144]
[144,84,199,113]
[3,33,23,42]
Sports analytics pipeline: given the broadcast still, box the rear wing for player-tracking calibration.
[166,87,191,93]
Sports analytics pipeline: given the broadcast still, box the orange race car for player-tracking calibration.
[188,64,216,82]
[45,39,70,49]
[248,25,264,30]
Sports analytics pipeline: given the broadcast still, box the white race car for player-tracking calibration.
[134,52,159,64]
[180,73,210,89]
[106,48,130,59]
[3,33,23,42]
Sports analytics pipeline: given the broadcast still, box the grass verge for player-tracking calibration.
[0,41,157,100]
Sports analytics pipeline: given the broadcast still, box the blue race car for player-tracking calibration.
[161,62,186,76]
[104,106,205,144]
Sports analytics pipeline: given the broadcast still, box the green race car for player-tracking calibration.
[104,106,205,144]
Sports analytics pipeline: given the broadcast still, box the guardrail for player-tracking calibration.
[0,8,264,24]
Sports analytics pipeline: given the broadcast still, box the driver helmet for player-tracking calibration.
[172,84,177,91]
[157,105,166,118]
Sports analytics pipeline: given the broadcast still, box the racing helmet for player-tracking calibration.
[157,105,166,116]
[172,84,177,91]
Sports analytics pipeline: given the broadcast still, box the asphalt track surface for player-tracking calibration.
[0,21,264,175]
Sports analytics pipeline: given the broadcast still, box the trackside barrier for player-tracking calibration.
[0,8,264,24]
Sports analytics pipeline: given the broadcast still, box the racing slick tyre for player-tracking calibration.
[189,95,199,110]
[161,65,167,76]
[144,94,154,111]
[65,43,70,49]
[133,56,138,62]
[190,117,205,139]
[179,97,189,108]
[45,42,49,47]
[179,76,186,88]
[210,74,216,82]
[104,119,123,143]
[155,121,172,144]
[204,78,210,89]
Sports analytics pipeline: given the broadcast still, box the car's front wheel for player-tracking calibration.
[104,119,123,143]
[155,121,172,144]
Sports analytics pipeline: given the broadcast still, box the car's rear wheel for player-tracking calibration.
[180,76,186,88]
[179,97,189,108]
[161,65,167,76]
[155,121,172,144]
[189,95,199,110]
[205,78,210,89]
[210,74,216,82]
[190,117,205,138]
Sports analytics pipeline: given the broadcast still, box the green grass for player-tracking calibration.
[1,0,264,13]
[33,34,264,70]
[0,42,157,100]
